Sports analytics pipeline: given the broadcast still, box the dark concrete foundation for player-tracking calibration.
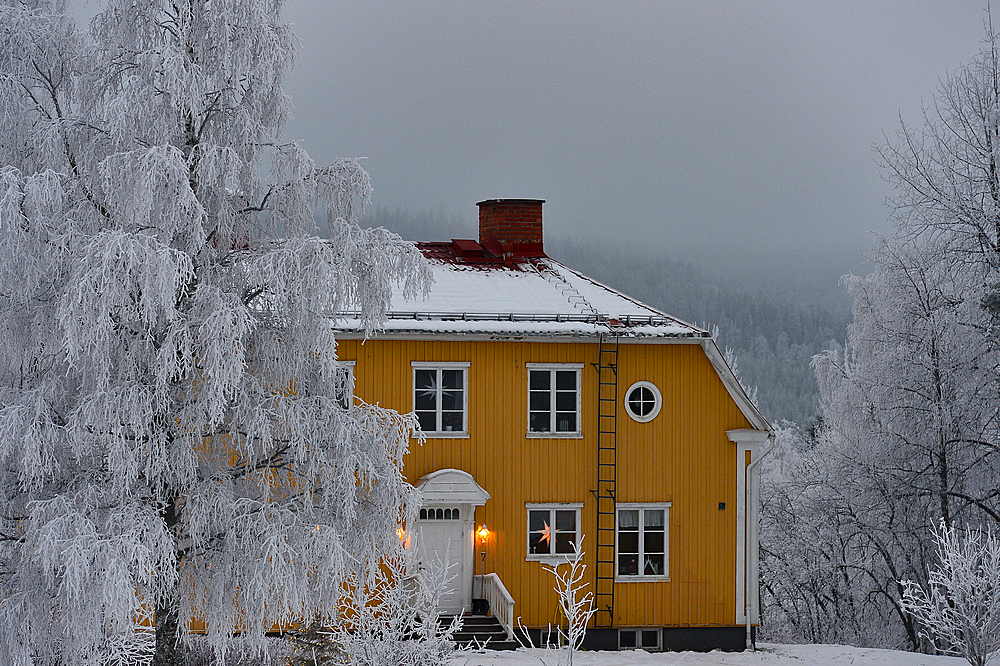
[520,626,754,652]
[659,626,753,652]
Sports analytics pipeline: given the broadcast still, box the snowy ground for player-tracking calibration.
[454,643,987,666]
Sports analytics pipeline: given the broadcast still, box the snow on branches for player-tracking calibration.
[293,542,467,666]
[767,14,1000,650]
[901,521,1000,666]
[516,539,595,666]
[0,0,432,664]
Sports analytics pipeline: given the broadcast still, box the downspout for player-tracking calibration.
[745,433,774,650]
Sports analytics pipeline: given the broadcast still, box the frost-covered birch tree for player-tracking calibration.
[0,1,430,664]
[762,15,1000,650]
[777,237,1000,650]
[815,239,1000,533]
[901,521,1000,666]
[760,418,937,650]
[878,16,1000,270]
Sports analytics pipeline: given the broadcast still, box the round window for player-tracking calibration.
[624,381,662,423]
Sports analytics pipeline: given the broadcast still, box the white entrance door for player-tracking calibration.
[416,506,467,615]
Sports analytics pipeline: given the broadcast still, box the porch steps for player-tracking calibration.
[442,615,519,651]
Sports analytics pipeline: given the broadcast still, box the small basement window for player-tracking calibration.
[618,628,661,651]
[624,381,662,423]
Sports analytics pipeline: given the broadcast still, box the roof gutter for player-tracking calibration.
[744,432,774,650]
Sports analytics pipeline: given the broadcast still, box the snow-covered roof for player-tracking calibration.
[334,242,708,340]
[335,240,772,433]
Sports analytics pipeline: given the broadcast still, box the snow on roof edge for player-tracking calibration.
[542,257,708,335]
[331,316,708,340]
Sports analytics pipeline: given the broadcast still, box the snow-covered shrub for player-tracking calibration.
[285,542,465,666]
[517,539,595,666]
[901,520,1000,666]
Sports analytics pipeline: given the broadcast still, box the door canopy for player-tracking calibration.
[416,469,490,506]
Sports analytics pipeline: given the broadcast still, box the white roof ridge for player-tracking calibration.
[541,258,708,336]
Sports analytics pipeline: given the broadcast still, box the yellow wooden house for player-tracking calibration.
[335,199,772,651]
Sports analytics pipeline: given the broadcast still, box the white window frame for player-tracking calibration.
[336,361,356,410]
[526,363,584,438]
[411,362,470,438]
[525,503,583,562]
[623,380,662,423]
[618,628,662,651]
[418,506,462,521]
[615,502,671,581]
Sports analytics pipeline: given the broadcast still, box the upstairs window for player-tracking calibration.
[617,504,670,579]
[527,364,582,436]
[412,362,469,436]
[624,381,662,423]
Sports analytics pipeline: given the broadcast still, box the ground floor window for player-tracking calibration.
[526,503,582,558]
[616,503,670,579]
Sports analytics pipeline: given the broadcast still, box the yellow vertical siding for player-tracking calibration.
[338,338,752,628]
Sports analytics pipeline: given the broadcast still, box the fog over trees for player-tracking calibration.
[759,20,1000,654]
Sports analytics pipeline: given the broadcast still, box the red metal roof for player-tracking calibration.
[416,239,546,269]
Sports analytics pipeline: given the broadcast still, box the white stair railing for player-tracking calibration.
[475,573,515,641]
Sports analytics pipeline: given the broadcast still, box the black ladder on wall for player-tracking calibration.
[593,332,619,627]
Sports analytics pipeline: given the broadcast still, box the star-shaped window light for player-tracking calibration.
[418,374,457,403]
[535,520,556,547]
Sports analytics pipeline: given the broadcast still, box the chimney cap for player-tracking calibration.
[476,198,545,207]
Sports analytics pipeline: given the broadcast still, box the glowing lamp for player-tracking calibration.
[476,524,491,544]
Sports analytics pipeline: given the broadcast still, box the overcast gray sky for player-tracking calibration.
[65,1,985,284]
[276,1,985,283]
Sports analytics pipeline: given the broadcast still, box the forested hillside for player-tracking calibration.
[757,29,1000,654]
[364,206,852,427]
[547,239,851,427]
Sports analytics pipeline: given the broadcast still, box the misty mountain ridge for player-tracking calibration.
[363,207,855,426]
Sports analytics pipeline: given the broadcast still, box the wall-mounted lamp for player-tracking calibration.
[476,524,491,544]
[474,523,491,614]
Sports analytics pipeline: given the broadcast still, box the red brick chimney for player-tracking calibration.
[477,199,546,258]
